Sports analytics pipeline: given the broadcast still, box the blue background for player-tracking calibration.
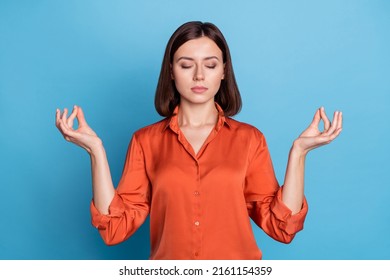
[0,0,389,260]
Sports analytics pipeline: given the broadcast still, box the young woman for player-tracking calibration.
[55,21,342,260]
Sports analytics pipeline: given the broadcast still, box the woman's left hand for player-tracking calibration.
[293,107,343,155]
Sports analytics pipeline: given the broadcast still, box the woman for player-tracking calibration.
[55,21,342,259]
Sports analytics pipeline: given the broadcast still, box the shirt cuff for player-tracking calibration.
[90,193,125,230]
[270,187,308,235]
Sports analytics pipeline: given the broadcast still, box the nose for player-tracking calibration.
[193,66,204,81]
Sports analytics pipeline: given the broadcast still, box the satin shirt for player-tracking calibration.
[90,104,308,259]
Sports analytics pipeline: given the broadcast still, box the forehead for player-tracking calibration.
[173,37,223,59]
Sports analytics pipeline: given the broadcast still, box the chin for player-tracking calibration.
[180,93,217,105]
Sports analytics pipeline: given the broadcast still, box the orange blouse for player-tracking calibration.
[90,104,308,260]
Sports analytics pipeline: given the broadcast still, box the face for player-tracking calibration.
[171,36,225,107]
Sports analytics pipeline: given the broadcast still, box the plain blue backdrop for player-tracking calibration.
[0,0,389,260]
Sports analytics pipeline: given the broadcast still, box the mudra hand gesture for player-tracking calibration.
[294,107,343,155]
[55,105,102,154]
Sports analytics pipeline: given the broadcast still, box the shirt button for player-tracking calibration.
[194,252,199,257]
[194,191,200,196]
[194,221,200,226]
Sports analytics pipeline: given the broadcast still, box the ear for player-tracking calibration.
[170,64,174,80]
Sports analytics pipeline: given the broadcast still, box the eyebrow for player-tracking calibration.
[176,56,220,62]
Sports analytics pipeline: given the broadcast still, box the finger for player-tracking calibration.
[328,113,343,140]
[56,109,69,131]
[55,109,61,127]
[57,108,73,133]
[67,105,78,128]
[323,111,339,136]
[56,118,68,139]
[324,126,342,144]
[320,107,331,131]
[58,120,78,142]
[304,122,343,151]
[337,111,343,131]
[327,111,340,135]
[329,111,342,135]
[309,108,321,129]
[76,106,88,126]
[333,127,342,138]
[61,108,69,123]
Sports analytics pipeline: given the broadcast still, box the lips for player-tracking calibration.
[191,86,208,93]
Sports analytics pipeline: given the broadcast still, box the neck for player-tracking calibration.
[178,101,218,128]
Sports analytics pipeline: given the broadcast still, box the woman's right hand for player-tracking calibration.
[55,105,102,154]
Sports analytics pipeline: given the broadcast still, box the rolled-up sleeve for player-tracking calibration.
[90,134,150,245]
[270,188,308,235]
[245,129,308,244]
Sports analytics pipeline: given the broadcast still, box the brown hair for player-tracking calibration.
[154,21,242,117]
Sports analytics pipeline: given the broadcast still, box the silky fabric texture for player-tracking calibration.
[90,103,308,260]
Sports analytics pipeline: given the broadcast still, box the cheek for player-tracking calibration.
[210,70,225,84]
[172,72,188,93]
[210,66,225,78]
[172,71,186,86]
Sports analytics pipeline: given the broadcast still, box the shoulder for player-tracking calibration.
[227,118,271,156]
[132,118,169,140]
[126,118,169,149]
[225,118,269,150]
[226,117,265,140]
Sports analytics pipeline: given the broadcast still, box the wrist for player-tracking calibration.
[88,138,104,156]
[291,139,308,158]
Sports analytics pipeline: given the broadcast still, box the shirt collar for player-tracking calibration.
[163,102,230,133]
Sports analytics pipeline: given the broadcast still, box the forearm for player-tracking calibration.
[282,141,307,214]
[281,108,342,214]
[89,142,116,215]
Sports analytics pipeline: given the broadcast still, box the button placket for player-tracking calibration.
[193,159,202,259]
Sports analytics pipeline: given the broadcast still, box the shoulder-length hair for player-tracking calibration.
[154,21,242,117]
